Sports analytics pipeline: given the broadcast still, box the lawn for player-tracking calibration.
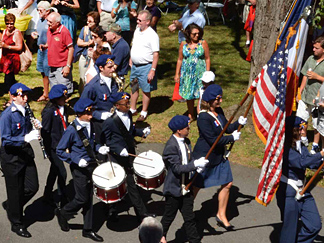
[1,5,322,184]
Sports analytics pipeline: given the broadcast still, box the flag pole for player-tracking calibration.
[185,92,250,191]
[225,96,254,159]
[298,161,324,197]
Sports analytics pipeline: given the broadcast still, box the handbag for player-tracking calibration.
[20,40,32,72]
[73,26,89,63]
[172,82,183,101]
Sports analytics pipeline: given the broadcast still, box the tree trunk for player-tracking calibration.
[249,0,296,85]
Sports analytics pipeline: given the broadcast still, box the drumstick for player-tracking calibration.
[107,153,116,177]
[128,153,153,161]
[133,162,155,169]
[93,173,110,181]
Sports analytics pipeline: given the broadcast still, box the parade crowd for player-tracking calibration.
[0,0,324,243]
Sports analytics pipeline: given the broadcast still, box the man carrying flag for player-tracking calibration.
[248,0,311,206]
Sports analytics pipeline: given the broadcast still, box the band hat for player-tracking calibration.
[200,71,215,83]
[286,116,306,129]
[103,23,122,35]
[49,84,68,100]
[10,83,31,96]
[168,115,190,132]
[95,54,116,67]
[37,1,51,10]
[109,92,130,104]
[73,98,94,113]
[202,84,223,102]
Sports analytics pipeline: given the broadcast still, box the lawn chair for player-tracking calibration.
[157,0,180,15]
[203,0,227,25]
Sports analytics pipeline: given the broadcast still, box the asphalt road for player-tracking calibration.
[1,142,324,243]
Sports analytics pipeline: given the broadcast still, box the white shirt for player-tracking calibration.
[131,26,159,64]
[97,0,114,12]
[100,73,112,92]
[116,110,130,131]
[14,102,26,117]
[58,105,66,122]
[76,118,91,137]
[173,135,188,165]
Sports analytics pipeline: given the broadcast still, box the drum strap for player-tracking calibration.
[112,112,136,150]
[71,122,99,163]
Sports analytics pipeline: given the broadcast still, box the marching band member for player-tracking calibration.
[276,116,323,243]
[41,84,69,207]
[100,92,152,222]
[55,98,109,242]
[81,54,119,151]
[192,84,246,230]
[0,83,40,238]
[160,115,209,243]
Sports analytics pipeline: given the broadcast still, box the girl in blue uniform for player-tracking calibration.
[192,84,247,230]
[276,116,323,243]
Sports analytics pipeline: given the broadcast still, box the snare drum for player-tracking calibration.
[92,162,127,204]
[133,150,166,190]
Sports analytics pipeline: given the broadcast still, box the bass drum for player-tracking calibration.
[92,162,127,204]
[133,150,166,190]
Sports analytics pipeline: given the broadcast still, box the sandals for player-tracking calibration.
[37,95,49,102]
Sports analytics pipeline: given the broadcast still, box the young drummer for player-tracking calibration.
[0,83,40,238]
[160,115,209,243]
[101,92,152,221]
[41,84,69,207]
[55,98,109,242]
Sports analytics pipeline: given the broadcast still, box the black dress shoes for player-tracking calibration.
[215,216,235,231]
[54,208,70,232]
[11,225,32,238]
[82,231,104,242]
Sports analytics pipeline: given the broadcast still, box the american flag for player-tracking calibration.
[249,0,311,206]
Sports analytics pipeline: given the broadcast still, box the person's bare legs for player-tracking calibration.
[131,90,139,112]
[216,182,232,226]
[314,130,320,144]
[187,99,195,121]
[142,91,151,116]
[38,73,49,101]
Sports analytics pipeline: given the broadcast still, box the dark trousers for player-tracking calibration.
[276,182,322,243]
[61,163,94,230]
[44,149,67,199]
[4,72,16,92]
[0,145,39,226]
[161,193,200,243]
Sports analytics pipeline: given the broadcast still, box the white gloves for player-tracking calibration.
[238,116,247,126]
[24,130,39,143]
[79,159,89,168]
[120,148,129,157]
[194,157,209,168]
[32,118,42,129]
[101,112,112,120]
[197,167,205,173]
[232,130,241,141]
[143,127,151,137]
[98,145,110,155]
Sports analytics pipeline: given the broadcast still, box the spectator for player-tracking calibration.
[31,1,53,102]
[197,70,215,114]
[143,0,161,32]
[40,12,74,94]
[175,23,210,121]
[85,47,111,83]
[130,10,159,122]
[139,216,163,243]
[97,0,116,27]
[104,23,130,78]
[111,0,137,46]
[51,0,80,42]
[0,13,23,93]
[76,11,99,92]
[168,0,205,44]
[92,25,111,51]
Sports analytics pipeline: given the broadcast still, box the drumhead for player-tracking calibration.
[92,162,126,189]
[133,150,164,178]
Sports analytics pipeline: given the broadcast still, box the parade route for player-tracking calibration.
[1,142,324,243]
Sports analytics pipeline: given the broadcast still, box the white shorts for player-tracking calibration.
[296,100,318,129]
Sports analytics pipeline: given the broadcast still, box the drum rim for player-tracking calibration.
[93,174,126,190]
[92,162,126,190]
[134,169,166,179]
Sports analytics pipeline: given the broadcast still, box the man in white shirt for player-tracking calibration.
[168,0,206,43]
[97,0,116,27]
[130,10,159,122]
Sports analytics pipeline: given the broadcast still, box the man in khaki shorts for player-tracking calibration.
[297,36,324,153]
[97,0,115,26]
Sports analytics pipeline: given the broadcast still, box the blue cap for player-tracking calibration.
[286,116,306,129]
[73,98,94,113]
[49,84,68,100]
[202,84,223,102]
[109,92,130,104]
[168,115,190,132]
[10,83,31,96]
[95,54,115,67]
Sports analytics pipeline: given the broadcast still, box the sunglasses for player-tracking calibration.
[5,22,14,25]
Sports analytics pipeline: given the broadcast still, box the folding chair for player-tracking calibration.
[203,0,227,25]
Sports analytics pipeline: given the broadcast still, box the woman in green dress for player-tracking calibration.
[174,23,210,122]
